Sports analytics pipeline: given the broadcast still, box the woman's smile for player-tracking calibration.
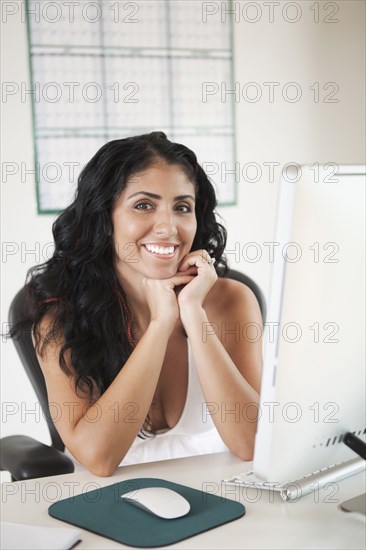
[142,242,179,259]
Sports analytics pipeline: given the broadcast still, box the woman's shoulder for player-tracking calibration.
[32,309,65,357]
[204,277,261,328]
[205,275,259,317]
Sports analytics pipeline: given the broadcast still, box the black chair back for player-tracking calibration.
[9,287,65,451]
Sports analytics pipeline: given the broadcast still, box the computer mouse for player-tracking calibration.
[121,486,190,519]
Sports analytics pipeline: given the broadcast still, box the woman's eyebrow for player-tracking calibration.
[127,191,195,202]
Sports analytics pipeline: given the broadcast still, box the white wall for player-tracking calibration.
[1,1,365,481]
[227,0,365,289]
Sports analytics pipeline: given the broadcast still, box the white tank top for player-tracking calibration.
[121,339,229,466]
[66,339,229,471]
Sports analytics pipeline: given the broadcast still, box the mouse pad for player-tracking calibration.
[48,477,245,547]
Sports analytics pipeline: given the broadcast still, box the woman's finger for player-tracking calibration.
[170,274,196,287]
[179,251,213,272]
[177,265,198,276]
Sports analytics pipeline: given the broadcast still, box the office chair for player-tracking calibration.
[0,268,266,481]
[0,286,75,481]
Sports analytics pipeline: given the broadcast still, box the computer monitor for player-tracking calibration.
[253,164,366,483]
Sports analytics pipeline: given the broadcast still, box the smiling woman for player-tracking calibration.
[11,132,262,476]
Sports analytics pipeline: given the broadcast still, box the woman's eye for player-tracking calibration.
[176,204,192,213]
[134,202,153,210]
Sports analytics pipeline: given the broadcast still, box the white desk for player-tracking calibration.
[1,452,365,549]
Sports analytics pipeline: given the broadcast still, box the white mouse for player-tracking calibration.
[121,487,190,519]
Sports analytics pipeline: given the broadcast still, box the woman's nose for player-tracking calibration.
[153,212,178,238]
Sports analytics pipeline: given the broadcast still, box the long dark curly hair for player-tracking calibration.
[11,131,228,402]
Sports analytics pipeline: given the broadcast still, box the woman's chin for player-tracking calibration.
[144,262,179,279]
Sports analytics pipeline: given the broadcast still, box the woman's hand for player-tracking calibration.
[142,273,195,331]
[176,250,218,313]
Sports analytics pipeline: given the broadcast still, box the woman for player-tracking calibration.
[15,132,262,476]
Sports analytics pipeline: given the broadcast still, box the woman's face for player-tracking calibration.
[112,161,197,281]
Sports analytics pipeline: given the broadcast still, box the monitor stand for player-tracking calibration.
[339,493,366,515]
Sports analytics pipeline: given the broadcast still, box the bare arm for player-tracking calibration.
[36,273,194,477]
[180,280,262,460]
[177,252,263,460]
[36,317,172,476]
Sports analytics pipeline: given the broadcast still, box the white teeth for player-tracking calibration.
[145,244,175,255]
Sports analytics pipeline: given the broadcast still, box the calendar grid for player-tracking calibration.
[165,0,174,132]
[26,0,237,213]
[97,0,109,142]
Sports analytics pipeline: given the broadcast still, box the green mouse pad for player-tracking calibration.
[48,477,245,547]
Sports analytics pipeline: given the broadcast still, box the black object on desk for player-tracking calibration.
[343,432,366,460]
[339,432,366,515]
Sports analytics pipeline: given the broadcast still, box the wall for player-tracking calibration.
[1,1,365,481]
